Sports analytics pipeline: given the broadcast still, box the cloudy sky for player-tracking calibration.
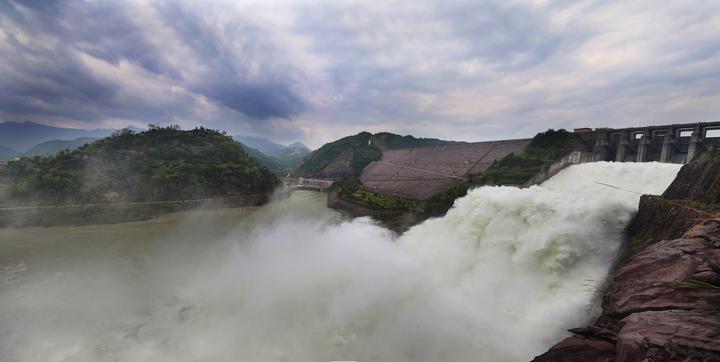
[1,0,719,147]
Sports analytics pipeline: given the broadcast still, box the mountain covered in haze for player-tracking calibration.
[233,135,287,155]
[233,135,310,175]
[0,121,117,152]
[288,142,309,150]
[233,135,311,160]
[22,137,101,158]
[0,145,18,161]
[292,132,461,178]
[238,144,294,175]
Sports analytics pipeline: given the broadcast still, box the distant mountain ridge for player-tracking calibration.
[0,145,17,161]
[233,135,287,155]
[237,143,292,175]
[0,121,312,167]
[233,134,311,164]
[0,121,117,152]
[23,137,101,157]
[288,142,310,150]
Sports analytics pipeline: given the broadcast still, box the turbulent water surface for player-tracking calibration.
[0,162,681,361]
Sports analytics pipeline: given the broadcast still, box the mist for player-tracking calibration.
[0,162,681,361]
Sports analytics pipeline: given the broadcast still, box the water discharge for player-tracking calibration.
[0,162,681,361]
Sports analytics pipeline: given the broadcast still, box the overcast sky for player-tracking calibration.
[1,0,719,147]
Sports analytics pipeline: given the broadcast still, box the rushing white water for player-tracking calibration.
[0,162,681,362]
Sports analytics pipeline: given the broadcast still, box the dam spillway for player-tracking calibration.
[0,161,682,361]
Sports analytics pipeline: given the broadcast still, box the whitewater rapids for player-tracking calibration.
[0,162,681,361]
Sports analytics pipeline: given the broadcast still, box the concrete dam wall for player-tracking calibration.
[360,139,530,200]
[588,121,720,163]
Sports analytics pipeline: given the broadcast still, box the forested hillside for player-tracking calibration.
[0,126,278,205]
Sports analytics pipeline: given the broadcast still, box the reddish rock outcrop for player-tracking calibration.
[533,218,720,362]
[534,154,720,362]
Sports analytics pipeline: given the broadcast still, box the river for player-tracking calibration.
[0,162,682,362]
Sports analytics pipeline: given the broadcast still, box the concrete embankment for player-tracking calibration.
[326,190,420,232]
[524,150,594,186]
[533,152,720,361]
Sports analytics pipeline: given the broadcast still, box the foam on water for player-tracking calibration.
[0,162,682,361]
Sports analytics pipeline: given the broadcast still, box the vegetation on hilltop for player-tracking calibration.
[293,131,459,178]
[0,125,278,205]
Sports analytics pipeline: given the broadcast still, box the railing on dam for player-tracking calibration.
[285,177,335,192]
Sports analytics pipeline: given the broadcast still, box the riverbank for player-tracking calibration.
[533,152,720,361]
[0,194,272,228]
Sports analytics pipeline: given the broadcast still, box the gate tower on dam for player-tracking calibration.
[586,121,720,164]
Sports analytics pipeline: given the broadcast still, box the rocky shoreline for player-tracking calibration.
[533,155,720,361]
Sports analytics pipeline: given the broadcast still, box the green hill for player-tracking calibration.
[0,126,278,204]
[292,132,460,178]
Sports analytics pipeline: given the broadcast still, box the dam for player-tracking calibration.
[360,139,530,199]
[358,121,719,200]
[586,121,720,163]
[0,163,683,361]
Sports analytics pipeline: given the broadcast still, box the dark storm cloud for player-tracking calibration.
[437,3,556,64]
[1,0,174,77]
[288,0,720,144]
[0,0,307,130]
[153,1,306,119]
[1,0,720,146]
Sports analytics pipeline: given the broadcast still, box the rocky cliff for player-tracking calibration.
[533,155,720,361]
